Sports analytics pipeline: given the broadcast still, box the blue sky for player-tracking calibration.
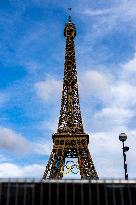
[0,0,136,179]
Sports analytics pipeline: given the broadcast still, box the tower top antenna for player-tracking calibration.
[68,7,72,11]
[68,8,72,22]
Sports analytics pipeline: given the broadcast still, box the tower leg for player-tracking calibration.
[78,148,99,179]
[42,147,65,180]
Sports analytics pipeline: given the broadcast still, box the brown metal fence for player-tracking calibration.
[0,179,136,205]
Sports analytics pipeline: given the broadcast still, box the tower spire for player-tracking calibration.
[68,8,72,22]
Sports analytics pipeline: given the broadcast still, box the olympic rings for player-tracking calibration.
[66,161,80,174]
[55,160,83,175]
[48,158,84,175]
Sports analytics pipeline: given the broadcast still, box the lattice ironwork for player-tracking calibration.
[57,16,83,134]
[43,16,98,180]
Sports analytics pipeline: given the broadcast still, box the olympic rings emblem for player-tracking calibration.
[56,160,83,175]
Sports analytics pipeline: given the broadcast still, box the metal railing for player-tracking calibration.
[0,179,136,205]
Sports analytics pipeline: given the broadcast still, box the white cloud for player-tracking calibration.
[0,127,30,154]
[82,0,136,20]
[0,163,44,178]
[0,163,22,177]
[94,107,134,130]
[111,83,136,108]
[0,126,53,156]
[80,59,136,132]
[79,70,111,102]
[40,118,58,132]
[35,76,62,102]
[83,7,118,17]
[33,140,52,156]
[123,53,136,72]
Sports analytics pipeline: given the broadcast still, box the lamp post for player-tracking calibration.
[119,133,129,180]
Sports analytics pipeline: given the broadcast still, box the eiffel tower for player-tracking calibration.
[42,15,98,180]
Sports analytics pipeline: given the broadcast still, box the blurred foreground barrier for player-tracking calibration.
[0,179,136,205]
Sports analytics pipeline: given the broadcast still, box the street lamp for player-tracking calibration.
[119,133,129,180]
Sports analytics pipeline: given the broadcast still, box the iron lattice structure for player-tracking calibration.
[43,16,98,180]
